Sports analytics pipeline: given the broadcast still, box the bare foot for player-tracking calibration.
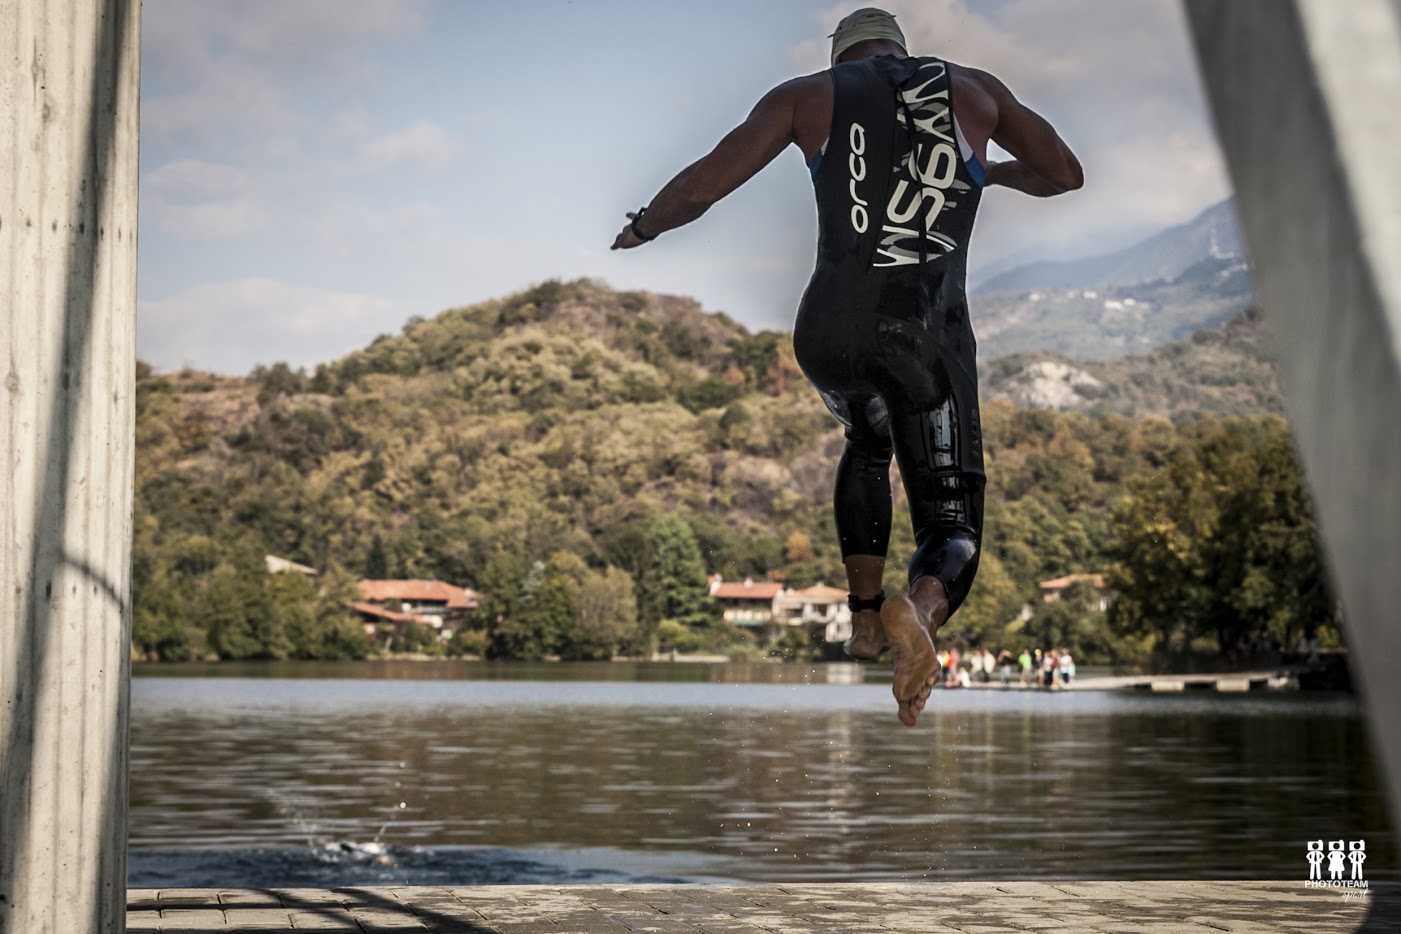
[844,608,887,660]
[881,595,939,726]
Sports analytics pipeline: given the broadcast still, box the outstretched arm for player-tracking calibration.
[979,72,1083,197]
[611,80,803,249]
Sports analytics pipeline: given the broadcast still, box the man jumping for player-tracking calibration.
[612,8,1082,726]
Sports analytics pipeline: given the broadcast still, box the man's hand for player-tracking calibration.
[611,212,649,250]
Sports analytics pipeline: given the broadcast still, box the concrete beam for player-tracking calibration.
[1183,0,1401,826]
[0,1,140,931]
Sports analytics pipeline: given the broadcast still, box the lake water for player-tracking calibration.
[129,661,1396,887]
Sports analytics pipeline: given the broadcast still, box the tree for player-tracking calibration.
[641,512,717,632]
[558,559,641,660]
[268,566,370,660]
[267,571,320,659]
[943,550,1022,649]
[784,530,814,562]
[1107,417,1337,662]
[364,535,390,579]
[131,561,195,661]
[203,549,284,660]
[1022,579,1130,663]
[310,565,372,659]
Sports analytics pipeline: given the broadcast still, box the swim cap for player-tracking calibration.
[830,7,907,66]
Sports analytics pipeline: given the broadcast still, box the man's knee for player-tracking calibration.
[841,430,893,471]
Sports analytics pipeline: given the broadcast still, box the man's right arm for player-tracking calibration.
[978,71,1083,197]
[611,76,815,250]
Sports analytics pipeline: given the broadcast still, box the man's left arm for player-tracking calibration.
[612,80,802,250]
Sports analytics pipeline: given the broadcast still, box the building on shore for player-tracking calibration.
[353,579,481,636]
[708,576,853,647]
[265,554,318,578]
[1037,573,1114,612]
[773,583,852,645]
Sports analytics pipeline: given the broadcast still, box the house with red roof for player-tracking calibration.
[773,583,853,644]
[708,575,784,629]
[355,579,481,630]
[708,575,854,646]
[1037,573,1113,611]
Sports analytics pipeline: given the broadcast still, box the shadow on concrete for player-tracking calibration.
[126,888,500,933]
[0,1,134,931]
[1365,881,1401,926]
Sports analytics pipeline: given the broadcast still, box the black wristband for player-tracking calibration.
[848,591,886,613]
[630,206,656,242]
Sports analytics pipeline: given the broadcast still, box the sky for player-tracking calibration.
[136,0,1234,376]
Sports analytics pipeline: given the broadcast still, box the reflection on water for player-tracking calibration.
[129,662,1396,886]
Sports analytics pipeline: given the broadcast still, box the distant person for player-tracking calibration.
[1059,650,1075,686]
[612,7,1082,725]
[1295,627,1321,665]
[997,650,1014,686]
[967,645,984,681]
[1018,649,1033,686]
[1041,649,1057,689]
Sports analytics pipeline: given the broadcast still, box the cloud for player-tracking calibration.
[144,159,250,197]
[138,279,420,375]
[141,159,273,238]
[141,0,426,77]
[362,122,460,173]
[140,0,428,149]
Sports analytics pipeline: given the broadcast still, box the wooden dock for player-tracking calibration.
[942,669,1289,693]
[1067,670,1287,693]
[127,881,1397,932]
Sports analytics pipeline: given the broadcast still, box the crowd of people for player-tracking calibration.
[930,647,1078,689]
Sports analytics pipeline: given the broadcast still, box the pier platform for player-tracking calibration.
[1066,670,1286,692]
[127,881,1398,932]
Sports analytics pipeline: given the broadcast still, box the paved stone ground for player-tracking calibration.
[126,881,1399,933]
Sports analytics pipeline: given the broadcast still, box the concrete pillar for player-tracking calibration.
[1,0,139,931]
[1183,0,1401,825]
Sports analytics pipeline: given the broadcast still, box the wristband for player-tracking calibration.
[630,207,657,242]
[847,591,886,612]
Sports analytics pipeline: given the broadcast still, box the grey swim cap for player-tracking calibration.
[830,7,907,66]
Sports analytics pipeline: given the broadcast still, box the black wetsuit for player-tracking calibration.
[794,55,986,613]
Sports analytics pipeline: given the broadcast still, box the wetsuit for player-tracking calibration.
[794,55,986,612]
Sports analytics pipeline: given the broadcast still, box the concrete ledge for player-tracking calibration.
[126,881,1398,932]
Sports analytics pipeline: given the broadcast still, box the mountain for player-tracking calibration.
[982,305,1284,419]
[974,199,1246,295]
[971,253,1255,361]
[131,280,1295,664]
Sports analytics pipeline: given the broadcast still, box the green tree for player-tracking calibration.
[641,512,717,632]
[1022,579,1130,663]
[203,550,284,660]
[267,571,319,659]
[1107,417,1336,662]
[311,565,372,659]
[364,535,390,579]
[131,561,196,661]
[565,564,641,659]
[944,550,1022,648]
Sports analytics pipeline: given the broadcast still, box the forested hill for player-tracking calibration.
[982,305,1284,419]
[134,278,1314,664]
